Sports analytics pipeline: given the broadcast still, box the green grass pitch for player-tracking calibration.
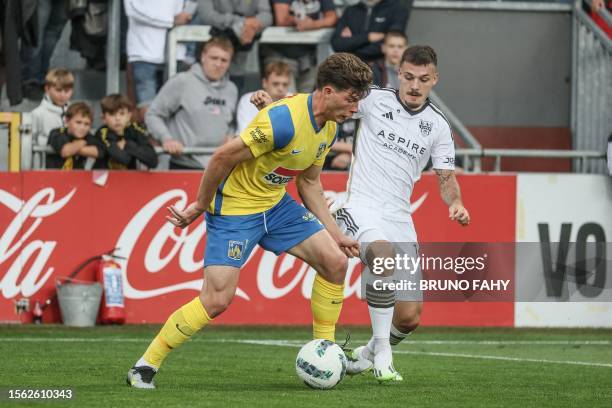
[0,325,611,407]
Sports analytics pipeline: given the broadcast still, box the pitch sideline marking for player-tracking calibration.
[0,337,611,368]
[0,337,610,345]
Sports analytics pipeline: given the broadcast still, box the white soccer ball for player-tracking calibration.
[295,339,347,389]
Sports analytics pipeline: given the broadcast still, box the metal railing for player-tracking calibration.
[26,144,606,173]
[166,25,334,79]
[429,91,482,151]
[571,0,612,174]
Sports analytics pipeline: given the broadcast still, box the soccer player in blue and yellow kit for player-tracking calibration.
[127,53,373,389]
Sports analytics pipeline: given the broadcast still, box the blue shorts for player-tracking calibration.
[204,194,324,268]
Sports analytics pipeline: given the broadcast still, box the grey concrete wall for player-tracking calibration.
[407,8,572,127]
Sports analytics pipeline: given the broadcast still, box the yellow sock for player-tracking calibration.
[142,297,212,368]
[311,274,345,342]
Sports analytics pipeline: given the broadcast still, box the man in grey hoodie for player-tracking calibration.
[145,37,238,169]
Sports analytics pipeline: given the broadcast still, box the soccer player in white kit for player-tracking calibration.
[335,45,470,382]
[250,45,470,383]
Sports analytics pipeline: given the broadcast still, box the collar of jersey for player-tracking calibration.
[307,93,321,133]
[395,90,431,116]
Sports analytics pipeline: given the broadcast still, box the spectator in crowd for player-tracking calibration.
[124,0,195,122]
[96,94,158,170]
[47,102,103,170]
[198,0,272,91]
[263,0,338,92]
[30,68,74,148]
[236,61,291,133]
[370,30,407,89]
[331,0,409,63]
[20,0,68,100]
[146,37,238,170]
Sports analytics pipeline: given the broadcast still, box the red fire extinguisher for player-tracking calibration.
[97,253,126,324]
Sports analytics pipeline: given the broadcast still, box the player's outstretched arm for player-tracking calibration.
[434,169,470,226]
[166,138,254,228]
[297,164,359,257]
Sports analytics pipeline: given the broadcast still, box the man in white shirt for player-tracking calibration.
[236,61,291,133]
[124,0,194,120]
[336,45,470,382]
[251,45,470,383]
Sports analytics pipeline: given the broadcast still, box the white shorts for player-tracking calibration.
[335,206,422,302]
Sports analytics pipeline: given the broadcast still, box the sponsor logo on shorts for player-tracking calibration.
[302,211,316,222]
[263,167,300,186]
[228,240,245,260]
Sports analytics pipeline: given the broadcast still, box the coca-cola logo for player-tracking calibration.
[0,188,75,298]
[0,185,429,303]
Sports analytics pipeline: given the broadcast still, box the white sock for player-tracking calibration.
[136,356,158,371]
[369,305,394,342]
[368,305,394,368]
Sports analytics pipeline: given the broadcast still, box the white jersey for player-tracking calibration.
[343,87,455,223]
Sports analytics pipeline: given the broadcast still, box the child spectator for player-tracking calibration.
[236,61,291,133]
[95,94,159,170]
[370,31,407,89]
[47,102,103,170]
[30,68,74,147]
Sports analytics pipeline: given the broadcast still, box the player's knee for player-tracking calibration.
[396,312,420,333]
[199,292,233,318]
[324,252,348,284]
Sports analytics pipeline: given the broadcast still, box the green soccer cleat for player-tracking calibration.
[373,364,403,383]
[127,366,157,389]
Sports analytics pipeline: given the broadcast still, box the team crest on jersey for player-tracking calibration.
[316,142,327,159]
[419,120,433,137]
[228,240,245,260]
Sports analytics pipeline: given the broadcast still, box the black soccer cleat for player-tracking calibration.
[126,366,157,389]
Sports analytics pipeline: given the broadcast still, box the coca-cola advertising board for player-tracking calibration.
[0,171,516,326]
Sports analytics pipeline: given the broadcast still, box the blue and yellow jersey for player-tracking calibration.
[208,93,338,215]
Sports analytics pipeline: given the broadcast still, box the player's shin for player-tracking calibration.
[390,324,413,346]
[140,297,212,369]
[311,273,345,342]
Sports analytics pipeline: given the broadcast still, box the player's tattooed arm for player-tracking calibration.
[297,165,359,257]
[434,169,470,226]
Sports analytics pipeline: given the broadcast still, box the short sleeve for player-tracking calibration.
[239,104,295,158]
[313,123,339,167]
[431,120,456,170]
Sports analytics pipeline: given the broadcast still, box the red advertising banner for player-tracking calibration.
[0,171,515,326]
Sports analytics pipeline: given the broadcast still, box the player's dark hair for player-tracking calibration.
[400,45,437,67]
[100,94,133,114]
[316,53,372,99]
[65,102,93,121]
